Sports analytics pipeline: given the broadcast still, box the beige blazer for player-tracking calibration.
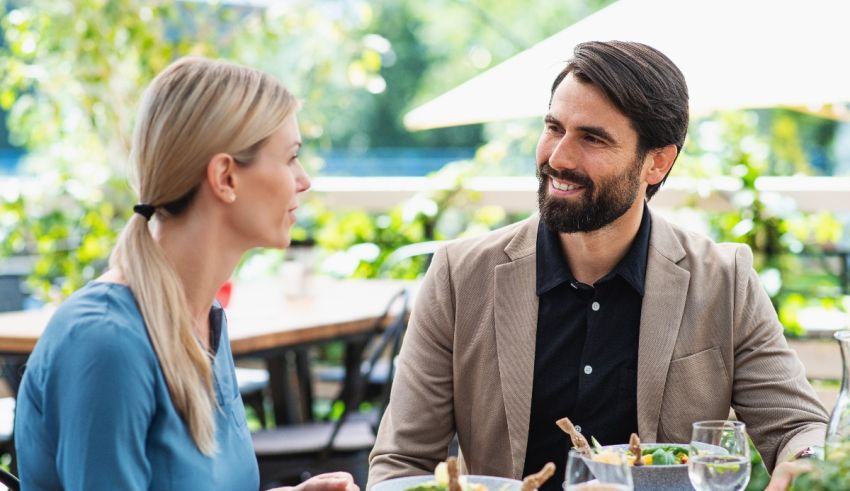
[368,211,827,485]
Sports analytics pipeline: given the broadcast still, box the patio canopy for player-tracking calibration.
[404,0,850,130]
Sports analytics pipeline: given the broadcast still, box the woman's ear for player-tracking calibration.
[206,153,238,204]
[644,144,678,186]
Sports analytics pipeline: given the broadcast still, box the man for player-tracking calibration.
[368,41,827,490]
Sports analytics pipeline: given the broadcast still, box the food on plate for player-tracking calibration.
[629,433,642,467]
[593,439,689,466]
[555,419,689,467]
[556,417,591,457]
[403,458,554,491]
[640,445,689,465]
[448,457,462,491]
[521,462,555,491]
[622,432,687,465]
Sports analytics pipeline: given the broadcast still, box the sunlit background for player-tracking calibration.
[0,0,849,487]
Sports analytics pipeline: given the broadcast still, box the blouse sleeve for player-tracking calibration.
[44,311,156,490]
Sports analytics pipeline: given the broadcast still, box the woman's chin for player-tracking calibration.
[270,238,291,250]
[256,234,291,250]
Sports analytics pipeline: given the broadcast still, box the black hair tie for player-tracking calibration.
[133,204,156,221]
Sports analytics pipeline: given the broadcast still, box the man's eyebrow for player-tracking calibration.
[578,125,616,143]
[543,116,618,144]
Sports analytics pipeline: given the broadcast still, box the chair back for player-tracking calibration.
[321,286,410,457]
[377,241,443,278]
[251,286,412,488]
[0,467,19,490]
[0,275,25,313]
[357,287,409,418]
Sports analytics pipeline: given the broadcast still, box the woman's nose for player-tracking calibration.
[296,163,311,193]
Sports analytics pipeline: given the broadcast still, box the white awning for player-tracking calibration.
[404,0,850,130]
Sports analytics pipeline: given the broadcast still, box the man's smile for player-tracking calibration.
[550,177,584,192]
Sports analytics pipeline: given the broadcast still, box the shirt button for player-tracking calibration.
[584,365,593,375]
[575,425,582,433]
[591,301,600,311]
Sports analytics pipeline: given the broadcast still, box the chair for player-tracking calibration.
[0,273,26,475]
[252,287,411,489]
[0,274,26,314]
[0,397,15,484]
[0,398,14,454]
[314,240,442,403]
[0,468,18,491]
[235,366,270,428]
[376,240,443,278]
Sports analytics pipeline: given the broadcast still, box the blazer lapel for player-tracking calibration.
[491,212,690,469]
[494,216,539,479]
[637,211,690,441]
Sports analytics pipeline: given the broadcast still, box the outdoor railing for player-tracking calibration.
[311,175,850,213]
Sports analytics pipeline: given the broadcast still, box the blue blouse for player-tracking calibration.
[15,282,260,490]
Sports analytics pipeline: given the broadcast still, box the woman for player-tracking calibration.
[14,57,357,491]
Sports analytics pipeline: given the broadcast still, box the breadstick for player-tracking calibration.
[521,462,556,491]
[556,417,591,457]
[447,456,461,491]
[629,433,642,467]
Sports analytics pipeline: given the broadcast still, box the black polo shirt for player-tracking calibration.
[522,205,651,491]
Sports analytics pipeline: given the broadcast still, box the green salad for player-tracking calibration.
[590,436,689,466]
[640,445,689,465]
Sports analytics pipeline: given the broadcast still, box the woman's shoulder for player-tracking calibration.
[36,282,155,363]
[52,281,144,328]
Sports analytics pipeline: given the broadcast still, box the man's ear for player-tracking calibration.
[206,153,238,204]
[644,144,678,186]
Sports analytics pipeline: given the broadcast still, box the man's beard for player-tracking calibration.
[537,156,643,233]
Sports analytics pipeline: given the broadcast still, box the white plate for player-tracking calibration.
[371,475,523,491]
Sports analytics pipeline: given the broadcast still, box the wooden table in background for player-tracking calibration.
[225,277,412,424]
[0,277,413,425]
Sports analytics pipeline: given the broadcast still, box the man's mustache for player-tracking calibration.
[538,163,593,189]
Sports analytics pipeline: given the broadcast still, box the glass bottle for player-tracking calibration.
[826,330,850,461]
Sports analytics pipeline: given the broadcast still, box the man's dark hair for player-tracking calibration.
[550,41,689,200]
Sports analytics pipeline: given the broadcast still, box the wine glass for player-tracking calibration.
[563,448,633,491]
[688,420,751,491]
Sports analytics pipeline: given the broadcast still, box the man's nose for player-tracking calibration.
[547,137,578,171]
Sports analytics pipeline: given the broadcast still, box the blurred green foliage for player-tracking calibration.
[0,0,615,300]
[308,159,522,279]
[0,0,846,322]
[679,112,846,336]
[745,438,770,491]
[334,0,615,151]
[791,459,850,491]
[0,0,380,301]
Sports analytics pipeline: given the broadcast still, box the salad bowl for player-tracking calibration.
[372,474,523,491]
[589,443,693,491]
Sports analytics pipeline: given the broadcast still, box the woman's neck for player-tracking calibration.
[154,212,243,341]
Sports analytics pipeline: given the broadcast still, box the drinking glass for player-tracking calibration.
[563,448,633,491]
[688,420,751,491]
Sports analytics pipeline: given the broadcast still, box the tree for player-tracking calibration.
[0,0,380,300]
[329,0,617,151]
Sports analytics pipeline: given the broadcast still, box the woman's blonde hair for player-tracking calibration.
[110,57,297,455]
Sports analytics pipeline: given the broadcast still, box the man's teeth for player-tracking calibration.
[551,178,581,191]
